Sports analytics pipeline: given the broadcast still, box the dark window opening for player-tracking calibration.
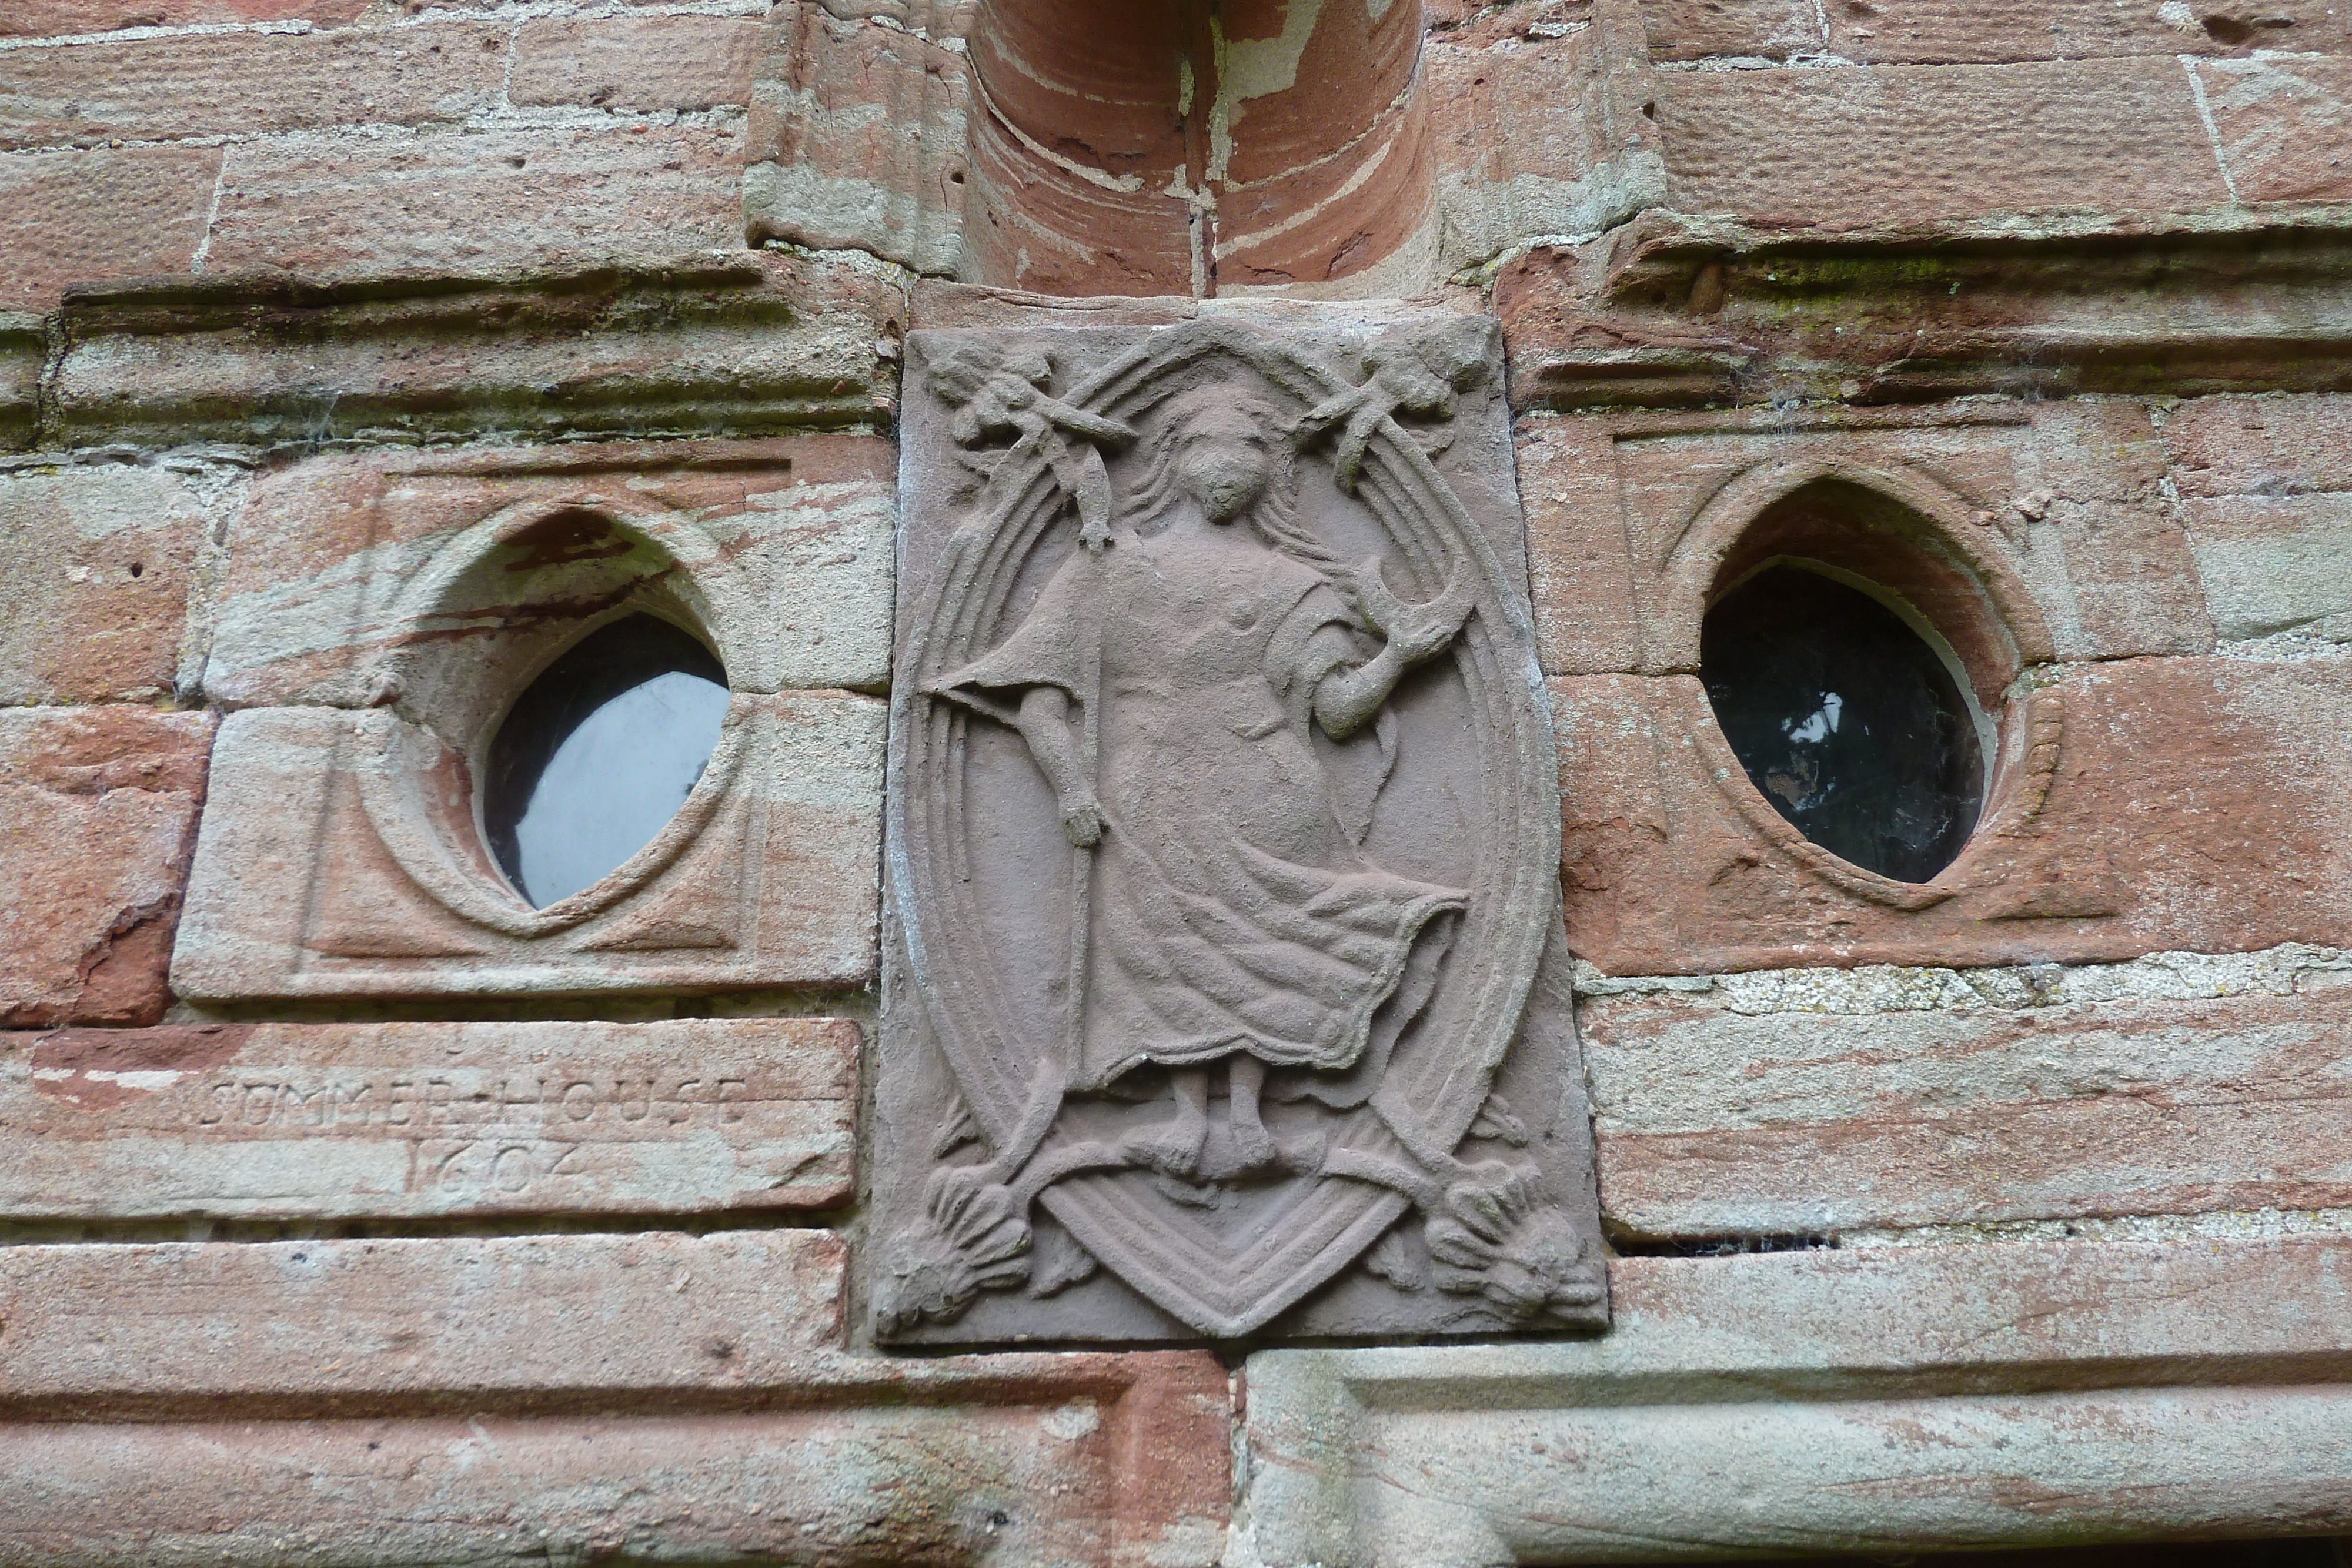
[482,613,730,908]
[1702,564,1984,885]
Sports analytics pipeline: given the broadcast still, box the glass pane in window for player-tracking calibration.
[483,614,730,908]
[1702,565,1984,884]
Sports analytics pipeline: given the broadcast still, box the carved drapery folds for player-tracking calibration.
[877,316,1608,1343]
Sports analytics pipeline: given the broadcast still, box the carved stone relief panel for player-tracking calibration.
[875,315,1609,1343]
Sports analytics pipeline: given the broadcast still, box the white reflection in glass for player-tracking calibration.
[509,670,730,906]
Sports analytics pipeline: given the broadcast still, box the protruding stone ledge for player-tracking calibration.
[1240,1234,2352,1567]
[46,249,904,450]
[1498,204,2352,410]
[1,1017,857,1220]
[0,1229,1232,1566]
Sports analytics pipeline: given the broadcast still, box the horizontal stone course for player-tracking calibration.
[0,0,370,38]
[2163,392,2352,498]
[0,1229,1232,1564]
[1583,981,2352,1237]
[201,120,745,279]
[1658,58,2229,227]
[50,252,899,447]
[512,14,769,113]
[2,1017,857,1219]
[1242,1235,2352,1565]
[0,20,509,151]
[0,706,212,1029]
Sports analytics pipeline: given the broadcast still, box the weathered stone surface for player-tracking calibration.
[0,21,508,151]
[2184,492,2352,642]
[0,459,222,706]
[51,253,900,446]
[0,1229,1232,1564]
[0,0,369,37]
[2196,54,2352,205]
[0,313,38,449]
[201,436,893,708]
[2163,392,2352,498]
[511,13,769,114]
[1824,0,2349,62]
[1495,209,2352,413]
[0,144,220,310]
[1,1017,856,1219]
[1643,0,1821,61]
[1658,60,2229,226]
[200,121,744,278]
[1241,1235,2352,1566]
[172,692,882,1000]
[1555,650,2352,975]
[743,0,971,277]
[1514,401,2209,677]
[877,316,1602,1344]
[1583,980,2352,1238]
[1423,26,1666,278]
[0,706,211,1028]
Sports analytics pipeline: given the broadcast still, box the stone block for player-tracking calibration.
[0,706,211,1028]
[1,0,369,38]
[0,315,38,449]
[1658,59,2229,228]
[0,459,221,706]
[1826,0,2350,62]
[1241,1235,2352,1566]
[743,0,970,276]
[2163,393,2352,498]
[0,1229,1231,1565]
[1584,979,2352,1238]
[1,1017,856,1219]
[202,436,894,708]
[2184,492,2352,641]
[1516,403,2210,677]
[172,691,883,1000]
[1644,0,1822,60]
[201,121,743,278]
[2195,54,2352,205]
[512,14,769,113]
[52,253,900,447]
[0,21,509,151]
[0,145,220,311]
[1424,32,1666,277]
[1555,650,2352,975]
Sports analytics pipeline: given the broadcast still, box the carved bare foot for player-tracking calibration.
[1123,1069,1210,1176]
[1225,1056,1279,1173]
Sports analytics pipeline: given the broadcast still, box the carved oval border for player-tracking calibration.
[891,320,1560,1334]
[348,502,746,940]
[1658,457,2062,910]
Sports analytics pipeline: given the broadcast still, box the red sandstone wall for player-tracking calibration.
[6,0,2352,1560]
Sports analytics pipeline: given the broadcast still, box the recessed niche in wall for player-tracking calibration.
[1702,562,1986,885]
[482,614,731,908]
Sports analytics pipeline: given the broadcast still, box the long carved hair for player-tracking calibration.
[1121,386,1352,593]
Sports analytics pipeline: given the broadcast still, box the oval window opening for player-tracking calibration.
[483,614,730,908]
[1702,563,1985,884]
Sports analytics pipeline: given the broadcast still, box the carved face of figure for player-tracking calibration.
[1173,405,1277,523]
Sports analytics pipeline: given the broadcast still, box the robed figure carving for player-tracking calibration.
[881,322,1607,1342]
[932,386,1473,1176]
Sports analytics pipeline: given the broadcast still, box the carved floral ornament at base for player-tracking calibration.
[877,317,1609,1342]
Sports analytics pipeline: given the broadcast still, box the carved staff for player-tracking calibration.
[1063,549,1105,1079]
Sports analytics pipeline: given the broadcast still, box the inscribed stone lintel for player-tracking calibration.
[873,314,1610,1344]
